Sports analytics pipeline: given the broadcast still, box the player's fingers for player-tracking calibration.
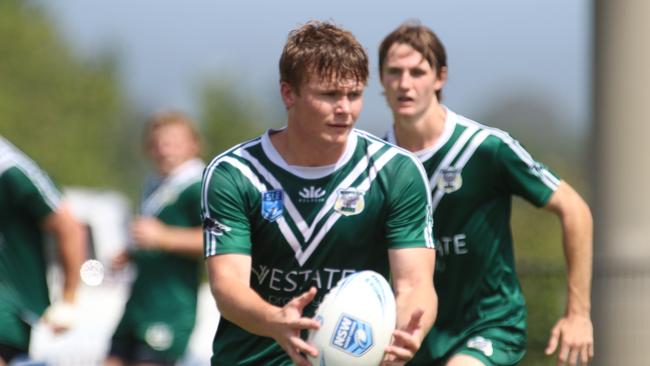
[567,346,579,366]
[392,329,419,352]
[557,342,570,366]
[290,317,321,331]
[290,287,317,309]
[588,342,594,358]
[404,309,424,334]
[384,343,414,362]
[290,334,318,358]
[285,346,311,366]
[380,360,406,366]
[545,324,561,355]
[580,344,590,365]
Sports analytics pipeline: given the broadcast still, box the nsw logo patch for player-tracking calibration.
[334,188,365,216]
[330,314,374,356]
[261,189,284,222]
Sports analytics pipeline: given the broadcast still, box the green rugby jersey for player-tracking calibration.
[388,109,560,364]
[114,158,204,357]
[202,129,434,366]
[0,137,61,348]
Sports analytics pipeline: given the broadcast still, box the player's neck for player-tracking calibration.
[393,103,446,153]
[270,128,347,167]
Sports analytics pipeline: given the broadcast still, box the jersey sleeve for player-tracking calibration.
[495,136,560,207]
[384,155,435,249]
[4,166,61,222]
[201,162,253,257]
[180,181,204,227]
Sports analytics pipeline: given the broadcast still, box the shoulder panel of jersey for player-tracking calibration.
[0,136,61,209]
[422,110,559,210]
[141,158,205,217]
[456,114,560,190]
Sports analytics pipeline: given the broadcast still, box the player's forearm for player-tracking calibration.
[545,182,594,317]
[48,206,86,303]
[158,226,204,257]
[395,282,437,339]
[562,197,593,317]
[210,276,282,337]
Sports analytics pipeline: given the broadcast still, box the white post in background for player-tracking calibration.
[593,0,650,364]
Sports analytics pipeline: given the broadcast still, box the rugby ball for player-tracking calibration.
[307,270,396,366]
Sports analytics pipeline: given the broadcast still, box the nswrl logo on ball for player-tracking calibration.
[330,314,374,356]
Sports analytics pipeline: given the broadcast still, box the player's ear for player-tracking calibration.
[434,66,448,91]
[280,81,296,110]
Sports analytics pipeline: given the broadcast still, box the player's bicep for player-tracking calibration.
[388,247,435,292]
[207,253,252,289]
[385,158,434,249]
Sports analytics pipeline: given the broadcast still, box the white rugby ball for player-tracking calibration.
[307,270,396,366]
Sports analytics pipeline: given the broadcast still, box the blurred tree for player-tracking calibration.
[199,79,275,160]
[0,0,133,190]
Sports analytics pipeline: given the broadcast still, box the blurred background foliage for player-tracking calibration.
[0,0,268,199]
[0,1,588,364]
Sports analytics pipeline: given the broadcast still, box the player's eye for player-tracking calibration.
[411,68,427,77]
[385,67,401,76]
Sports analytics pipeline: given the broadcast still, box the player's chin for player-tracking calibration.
[324,126,352,140]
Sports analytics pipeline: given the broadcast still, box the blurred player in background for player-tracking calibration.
[201,20,436,366]
[105,111,205,366]
[0,136,86,365]
[378,21,594,366]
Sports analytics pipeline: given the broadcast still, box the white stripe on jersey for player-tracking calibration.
[0,137,60,210]
[427,124,479,192]
[457,116,559,191]
[141,159,204,217]
[236,139,384,243]
[357,130,435,248]
[203,131,407,263]
[202,137,261,218]
[431,130,491,210]
[297,146,401,264]
[202,138,261,256]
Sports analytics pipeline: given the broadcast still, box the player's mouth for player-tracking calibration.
[397,96,415,104]
[327,123,351,129]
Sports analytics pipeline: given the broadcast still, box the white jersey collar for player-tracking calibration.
[261,128,358,180]
[387,106,457,162]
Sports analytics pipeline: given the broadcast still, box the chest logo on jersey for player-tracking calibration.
[437,167,463,193]
[334,188,365,216]
[261,189,284,222]
[298,186,326,202]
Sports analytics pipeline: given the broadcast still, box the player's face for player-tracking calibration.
[283,76,365,147]
[147,124,198,175]
[381,43,444,120]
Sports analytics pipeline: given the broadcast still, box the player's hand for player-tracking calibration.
[130,217,165,249]
[545,314,594,365]
[269,287,320,366]
[42,301,76,334]
[382,308,424,366]
[111,250,131,270]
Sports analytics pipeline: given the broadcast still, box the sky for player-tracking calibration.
[38,0,591,136]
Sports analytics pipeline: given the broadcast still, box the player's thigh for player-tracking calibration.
[446,354,486,366]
